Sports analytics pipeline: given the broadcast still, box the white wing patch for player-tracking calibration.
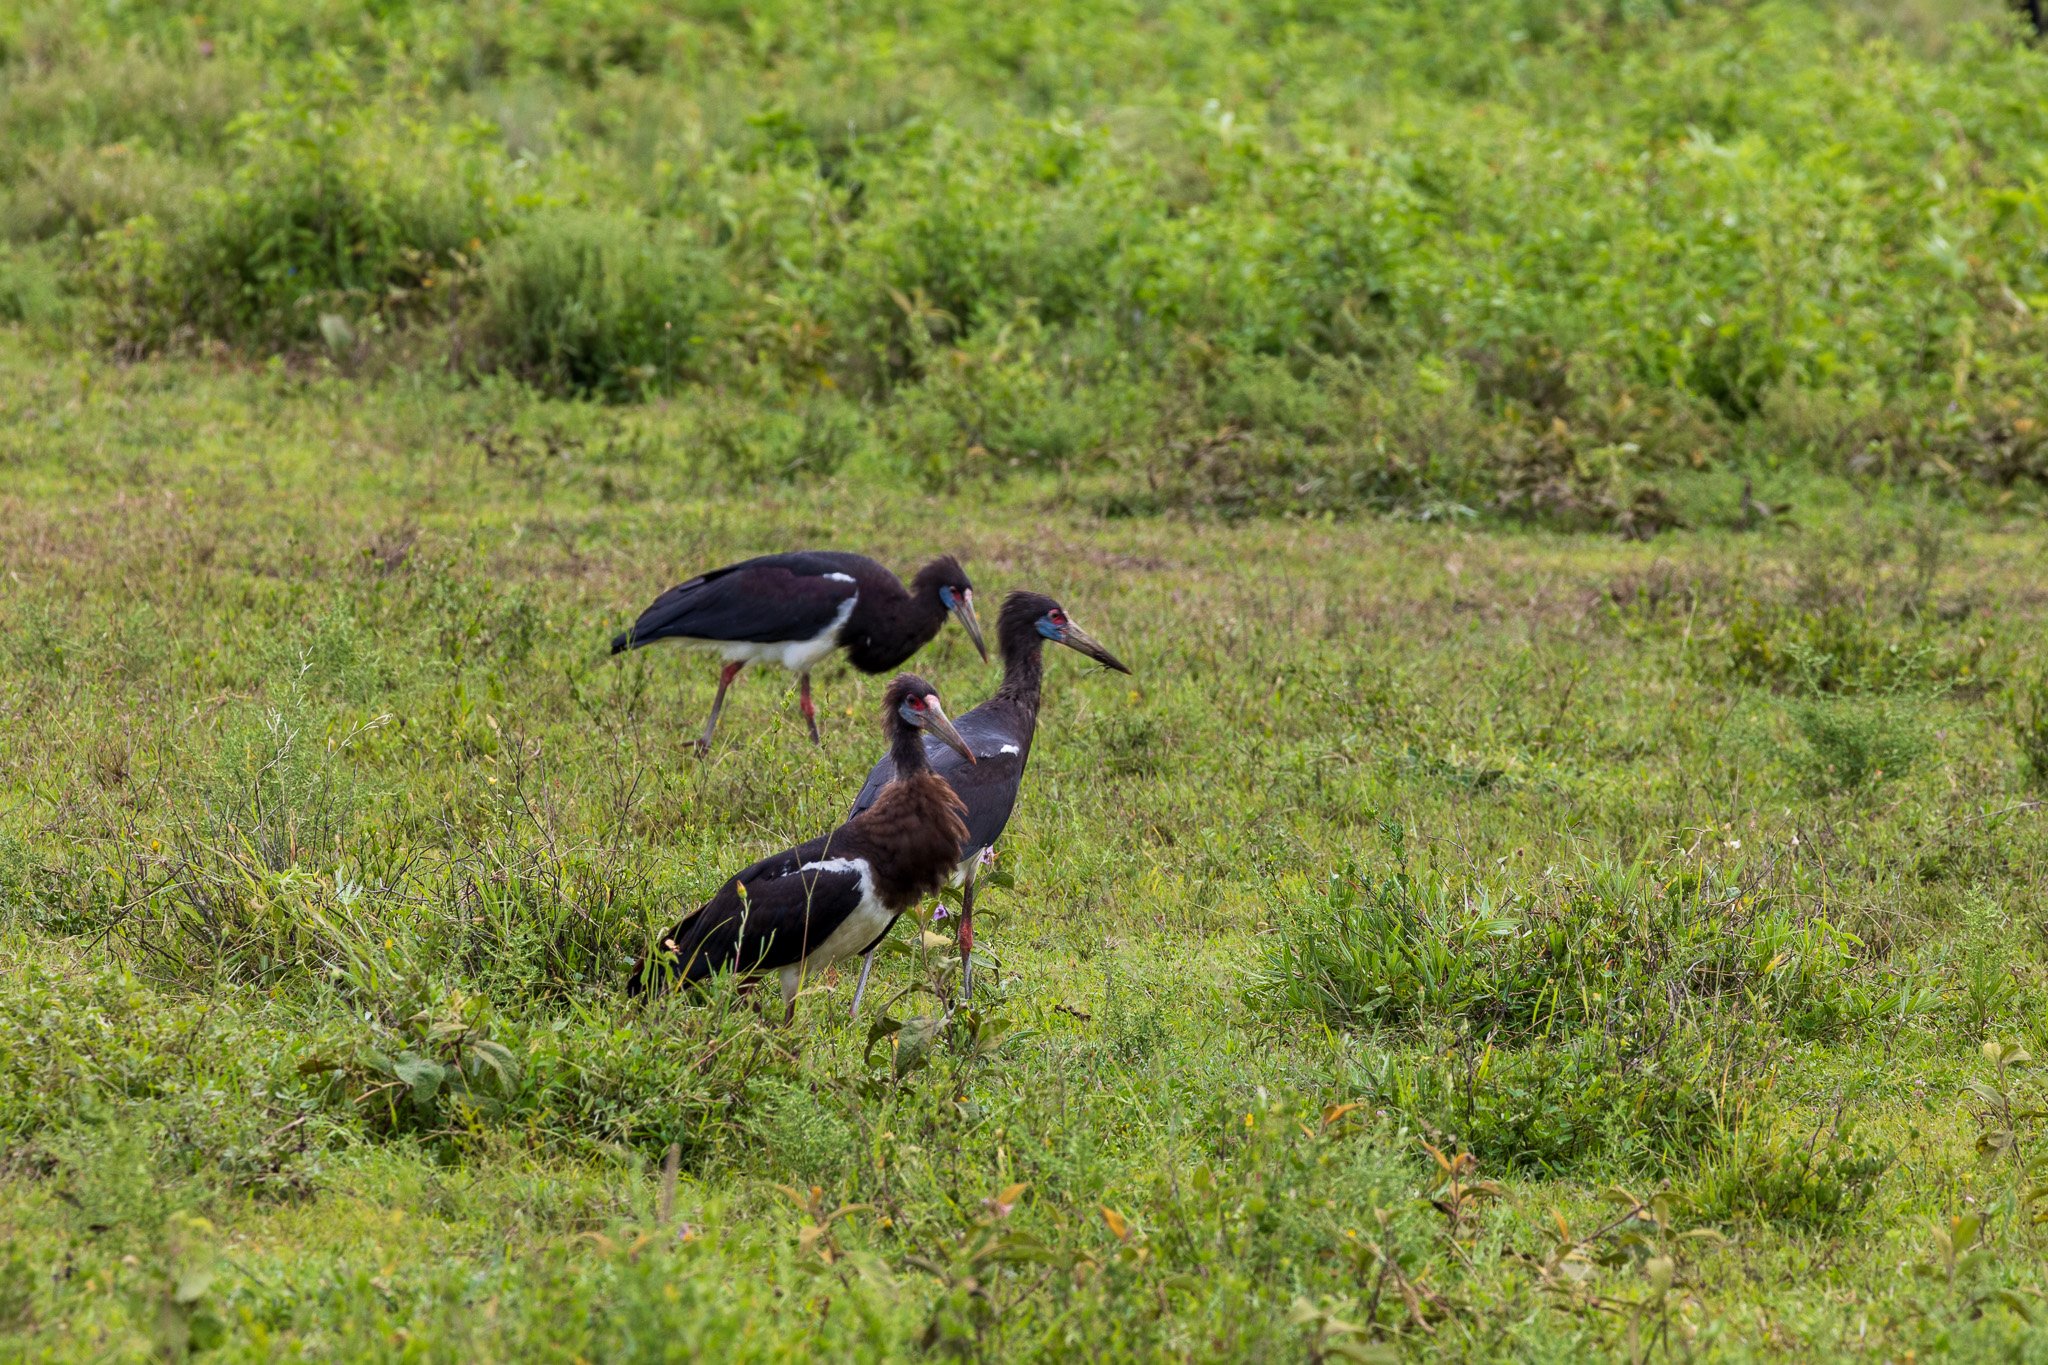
[799,857,869,878]
[999,744,1020,755]
[823,572,856,584]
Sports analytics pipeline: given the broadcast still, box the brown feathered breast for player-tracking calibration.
[856,771,970,905]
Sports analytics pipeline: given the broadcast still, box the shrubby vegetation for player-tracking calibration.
[4,0,2047,516]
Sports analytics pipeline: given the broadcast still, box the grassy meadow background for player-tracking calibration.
[5,0,2048,1358]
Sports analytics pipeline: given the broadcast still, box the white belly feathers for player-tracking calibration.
[679,593,856,672]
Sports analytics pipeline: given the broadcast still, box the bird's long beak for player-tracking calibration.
[922,695,977,764]
[954,591,990,663]
[1059,620,1131,674]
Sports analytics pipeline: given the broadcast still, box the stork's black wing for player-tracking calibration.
[612,552,873,652]
[659,831,866,981]
[850,701,1032,858]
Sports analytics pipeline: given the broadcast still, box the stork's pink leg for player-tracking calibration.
[696,660,745,755]
[799,670,820,745]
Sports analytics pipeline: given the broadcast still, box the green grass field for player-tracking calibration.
[6,2,2048,1360]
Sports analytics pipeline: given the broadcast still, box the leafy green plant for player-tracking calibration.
[302,991,523,1138]
[1724,595,1979,696]
[2014,674,2048,789]
[1250,864,1518,1030]
[1257,856,1865,1043]
[1958,945,2022,1035]
[1967,1039,2042,1165]
[469,209,726,399]
[1790,696,1931,793]
[1688,1116,1894,1227]
[1358,1029,1733,1176]
[0,244,71,330]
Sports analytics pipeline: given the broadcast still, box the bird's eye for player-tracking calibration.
[1051,610,1067,625]
[907,696,926,711]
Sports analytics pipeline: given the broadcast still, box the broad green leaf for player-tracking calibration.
[393,1056,445,1105]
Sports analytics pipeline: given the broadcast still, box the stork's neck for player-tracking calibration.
[850,588,948,672]
[888,719,935,776]
[993,633,1046,711]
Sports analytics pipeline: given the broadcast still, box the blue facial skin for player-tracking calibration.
[899,699,924,726]
[939,586,959,612]
[1036,615,1063,641]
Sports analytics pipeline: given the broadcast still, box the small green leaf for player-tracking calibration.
[173,1267,214,1305]
[864,1016,903,1067]
[893,1016,944,1078]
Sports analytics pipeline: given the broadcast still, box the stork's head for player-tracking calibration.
[883,673,976,764]
[912,555,989,663]
[998,591,1131,674]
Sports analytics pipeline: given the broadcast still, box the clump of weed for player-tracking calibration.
[468,209,725,400]
[200,676,365,876]
[1355,1027,1737,1175]
[2012,674,2048,790]
[0,243,73,331]
[89,77,499,355]
[1101,966,1169,1065]
[0,830,64,934]
[1250,864,1516,1030]
[1253,856,1866,1040]
[298,976,789,1162]
[1952,892,2022,1035]
[289,605,386,705]
[686,392,870,482]
[1789,695,1931,793]
[1688,1115,1893,1227]
[85,669,384,983]
[299,985,525,1141]
[1724,595,1979,695]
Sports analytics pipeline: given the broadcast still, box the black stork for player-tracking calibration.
[611,551,988,752]
[627,674,977,1021]
[844,591,1130,1012]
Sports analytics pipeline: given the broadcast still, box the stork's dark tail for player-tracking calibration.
[611,628,634,655]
